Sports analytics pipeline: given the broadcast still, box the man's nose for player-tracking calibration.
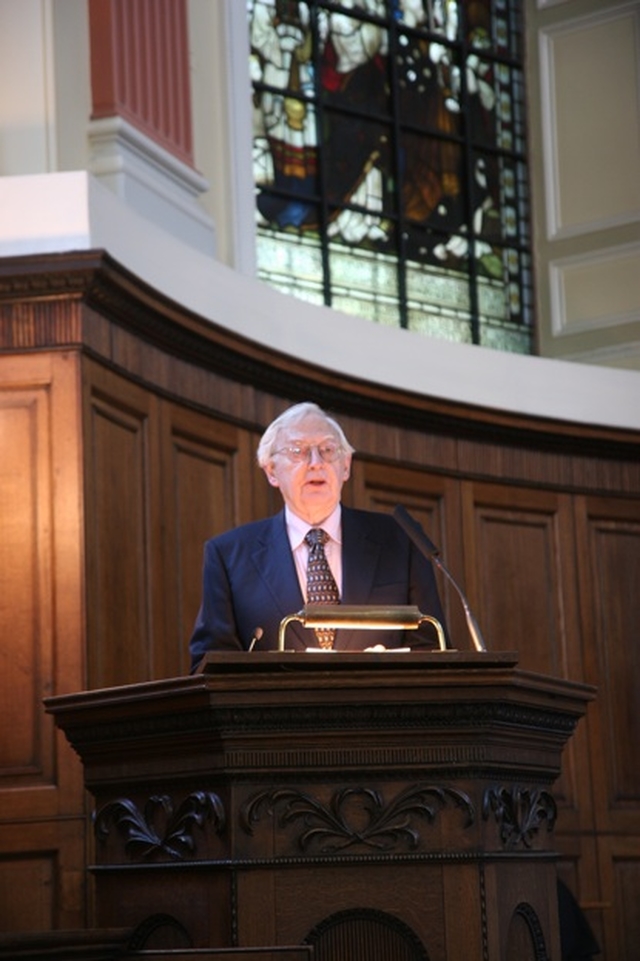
[308,446,324,465]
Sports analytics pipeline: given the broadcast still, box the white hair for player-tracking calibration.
[256,402,355,468]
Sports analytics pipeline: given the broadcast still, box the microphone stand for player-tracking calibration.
[393,504,487,653]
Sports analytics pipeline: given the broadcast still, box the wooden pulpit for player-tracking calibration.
[45,652,594,960]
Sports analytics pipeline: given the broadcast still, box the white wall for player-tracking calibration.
[529,0,640,369]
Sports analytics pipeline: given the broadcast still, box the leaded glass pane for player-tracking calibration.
[249,0,533,354]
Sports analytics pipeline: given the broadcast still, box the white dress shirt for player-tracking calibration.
[285,504,343,601]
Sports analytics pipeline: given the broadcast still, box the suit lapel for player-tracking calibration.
[339,507,383,650]
[341,506,381,602]
[251,512,308,647]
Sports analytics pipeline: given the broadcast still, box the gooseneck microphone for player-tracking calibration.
[393,504,487,653]
[248,627,264,652]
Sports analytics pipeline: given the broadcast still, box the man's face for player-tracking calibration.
[264,414,352,525]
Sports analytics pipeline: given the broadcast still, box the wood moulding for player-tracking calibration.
[0,249,638,468]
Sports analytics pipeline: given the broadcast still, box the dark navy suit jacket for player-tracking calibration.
[189,506,448,669]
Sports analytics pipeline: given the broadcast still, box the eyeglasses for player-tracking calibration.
[273,441,343,464]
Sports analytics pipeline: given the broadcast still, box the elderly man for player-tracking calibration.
[189,402,448,668]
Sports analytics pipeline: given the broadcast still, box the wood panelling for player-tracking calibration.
[0,852,56,932]
[0,251,638,956]
[461,483,577,679]
[0,351,86,930]
[556,833,604,952]
[352,460,465,645]
[575,495,640,834]
[0,384,53,785]
[459,481,594,850]
[0,816,86,933]
[85,370,157,688]
[158,403,256,678]
[597,834,640,960]
[82,361,264,683]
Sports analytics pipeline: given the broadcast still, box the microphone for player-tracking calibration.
[393,504,487,653]
[248,627,264,652]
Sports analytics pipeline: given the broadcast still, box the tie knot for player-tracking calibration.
[305,528,329,549]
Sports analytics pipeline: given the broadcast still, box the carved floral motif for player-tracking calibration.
[241,783,474,853]
[482,786,557,849]
[94,791,225,860]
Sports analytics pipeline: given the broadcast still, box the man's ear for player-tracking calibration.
[264,463,280,487]
[342,454,352,481]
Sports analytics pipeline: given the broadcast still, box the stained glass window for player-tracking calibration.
[248,0,533,353]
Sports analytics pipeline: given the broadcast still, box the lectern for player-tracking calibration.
[45,652,594,960]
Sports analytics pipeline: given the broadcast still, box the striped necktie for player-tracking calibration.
[305,528,339,649]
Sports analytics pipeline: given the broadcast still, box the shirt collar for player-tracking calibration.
[285,503,342,549]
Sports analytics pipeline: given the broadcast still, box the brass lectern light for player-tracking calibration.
[277,604,447,652]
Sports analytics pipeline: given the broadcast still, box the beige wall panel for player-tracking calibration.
[550,244,640,335]
[0,0,52,175]
[542,6,640,236]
